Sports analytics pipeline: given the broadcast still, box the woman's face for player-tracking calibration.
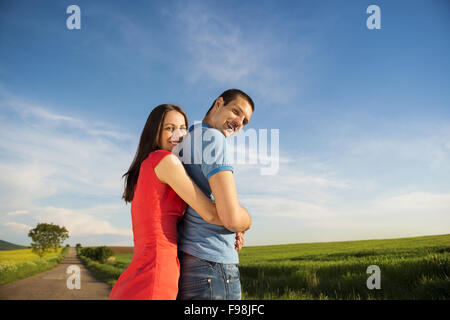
[159,110,187,151]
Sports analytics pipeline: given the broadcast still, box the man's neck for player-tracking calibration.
[202,117,213,128]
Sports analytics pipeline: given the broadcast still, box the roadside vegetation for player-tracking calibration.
[76,244,123,287]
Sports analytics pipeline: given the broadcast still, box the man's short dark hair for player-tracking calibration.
[205,89,255,117]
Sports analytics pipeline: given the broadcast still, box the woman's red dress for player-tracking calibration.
[109,150,186,300]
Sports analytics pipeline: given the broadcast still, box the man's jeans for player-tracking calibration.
[177,252,242,300]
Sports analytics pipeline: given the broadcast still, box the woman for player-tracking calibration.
[109,104,226,300]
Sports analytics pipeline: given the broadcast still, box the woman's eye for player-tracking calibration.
[165,127,174,131]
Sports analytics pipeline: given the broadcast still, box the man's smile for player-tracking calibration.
[225,121,237,135]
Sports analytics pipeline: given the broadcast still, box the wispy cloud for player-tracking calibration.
[1,86,448,246]
[242,188,450,245]
[373,192,450,216]
[0,88,135,243]
[37,206,132,237]
[312,191,450,239]
[234,153,352,205]
[3,222,32,233]
[175,5,258,83]
[242,196,336,221]
[169,2,312,104]
[328,118,450,174]
[229,127,450,245]
[7,210,29,216]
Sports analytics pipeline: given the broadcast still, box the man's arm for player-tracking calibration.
[209,170,252,232]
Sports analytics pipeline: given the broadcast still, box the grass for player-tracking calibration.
[0,246,69,285]
[78,234,450,299]
[238,234,450,299]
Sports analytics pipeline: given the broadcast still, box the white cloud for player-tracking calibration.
[241,189,450,246]
[230,135,450,245]
[6,97,134,142]
[173,4,256,84]
[37,206,132,237]
[1,88,448,247]
[7,210,29,216]
[234,153,351,207]
[300,191,450,235]
[170,2,310,104]
[0,89,134,243]
[0,94,135,196]
[343,124,450,172]
[242,196,336,220]
[3,222,32,233]
[372,192,450,217]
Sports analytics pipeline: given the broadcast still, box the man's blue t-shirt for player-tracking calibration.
[172,122,238,264]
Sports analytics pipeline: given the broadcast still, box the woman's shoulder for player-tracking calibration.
[149,149,172,157]
[143,150,173,168]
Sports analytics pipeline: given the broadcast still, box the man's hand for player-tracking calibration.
[234,231,245,252]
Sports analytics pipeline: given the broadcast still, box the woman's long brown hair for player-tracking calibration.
[122,104,188,203]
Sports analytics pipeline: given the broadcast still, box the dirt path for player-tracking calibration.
[0,247,112,300]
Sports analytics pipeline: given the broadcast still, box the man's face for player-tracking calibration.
[210,96,253,137]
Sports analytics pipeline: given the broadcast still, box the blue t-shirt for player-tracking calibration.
[172,122,238,264]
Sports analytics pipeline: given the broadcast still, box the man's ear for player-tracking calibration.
[215,97,224,110]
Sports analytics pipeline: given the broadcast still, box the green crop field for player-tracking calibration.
[83,234,450,299]
[238,234,449,299]
[0,247,68,285]
[0,248,62,264]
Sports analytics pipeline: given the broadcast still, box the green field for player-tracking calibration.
[238,234,449,299]
[0,247,68,285]
[81,234,450,299]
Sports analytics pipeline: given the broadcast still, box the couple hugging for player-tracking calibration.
[109,89,254,300]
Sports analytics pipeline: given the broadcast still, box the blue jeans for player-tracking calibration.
[177,252,242,300]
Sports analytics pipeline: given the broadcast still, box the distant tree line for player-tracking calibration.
[78,245,114,263]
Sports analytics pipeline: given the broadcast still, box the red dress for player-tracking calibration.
[109,150,186,300]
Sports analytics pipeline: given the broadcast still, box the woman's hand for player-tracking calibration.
[234,231,245,252]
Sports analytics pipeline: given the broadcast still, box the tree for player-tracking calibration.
[95,246,114,263]
[49,224,69,252]
[28,223,69,258]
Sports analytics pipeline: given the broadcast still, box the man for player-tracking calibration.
[173,89,254,300]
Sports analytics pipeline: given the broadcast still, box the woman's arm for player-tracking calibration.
[154,153,223,226]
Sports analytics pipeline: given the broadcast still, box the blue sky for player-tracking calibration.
[0,0,449,246]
